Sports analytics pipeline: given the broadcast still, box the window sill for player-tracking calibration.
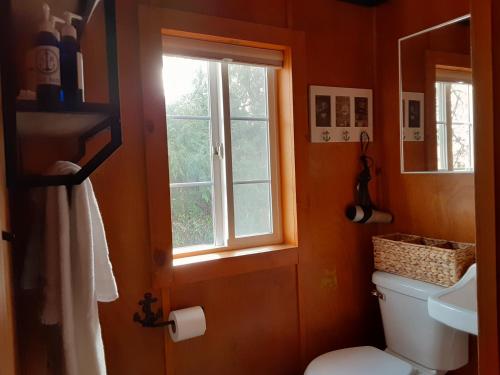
[171,243,298,286]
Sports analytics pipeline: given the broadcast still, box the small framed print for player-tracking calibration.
[335,96,350,127]
[355,97,369,128]
[315,95,331,127]
[402,92,424,141]
[309,86,373,143]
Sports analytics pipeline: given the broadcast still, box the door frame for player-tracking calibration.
[0,73,17,375]
[471,0,500,373]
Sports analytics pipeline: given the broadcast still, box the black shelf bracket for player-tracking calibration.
[1,0,121,189]
[20,114,121,187]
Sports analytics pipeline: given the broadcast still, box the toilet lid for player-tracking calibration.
[305,346,413,375]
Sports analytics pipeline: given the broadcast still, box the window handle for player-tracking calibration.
[214,143,224,159]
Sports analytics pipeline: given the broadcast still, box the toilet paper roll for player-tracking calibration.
[168,306,206,343]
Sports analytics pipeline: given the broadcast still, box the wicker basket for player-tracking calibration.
[373,233,476,287]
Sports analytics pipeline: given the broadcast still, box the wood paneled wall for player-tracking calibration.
[91,0,382,373]
[12,0,381,373]
[374,1,477,374]
[11,0,479,374]
[374,0,475,244]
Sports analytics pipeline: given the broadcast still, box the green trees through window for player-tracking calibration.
[164,58,214,248]
[163,56,277,250]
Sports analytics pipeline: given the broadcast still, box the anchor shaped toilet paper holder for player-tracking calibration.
[133,292,176,330]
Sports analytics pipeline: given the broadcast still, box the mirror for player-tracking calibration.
[399,15,473,173]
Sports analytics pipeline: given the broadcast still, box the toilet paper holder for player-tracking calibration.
[133,292,176,331]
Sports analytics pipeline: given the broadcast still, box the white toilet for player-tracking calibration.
[305,271,469,375]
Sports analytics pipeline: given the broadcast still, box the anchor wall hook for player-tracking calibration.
[133,292,175,329]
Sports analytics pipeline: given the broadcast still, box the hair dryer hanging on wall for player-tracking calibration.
[345,132,393,224]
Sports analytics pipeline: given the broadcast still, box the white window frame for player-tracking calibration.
[165,56,282,256]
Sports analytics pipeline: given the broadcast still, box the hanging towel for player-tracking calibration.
[42,161,118,375]
[21,189,45,290]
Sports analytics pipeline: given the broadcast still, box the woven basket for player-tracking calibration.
[373,233,475,287]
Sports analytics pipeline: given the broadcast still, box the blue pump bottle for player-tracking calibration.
[60,11,84,108]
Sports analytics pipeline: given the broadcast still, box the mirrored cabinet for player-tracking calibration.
[399,15,472,174]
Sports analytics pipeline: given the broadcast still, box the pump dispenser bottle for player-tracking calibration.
[35,3,64,110]
[60,11,84,108]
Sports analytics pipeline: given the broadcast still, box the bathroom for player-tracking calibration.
[0,0,497,374]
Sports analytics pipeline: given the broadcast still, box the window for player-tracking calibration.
[162,54,281,254]
[435,80,474,171]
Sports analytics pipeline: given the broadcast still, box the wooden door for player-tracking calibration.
[0,74,17,375]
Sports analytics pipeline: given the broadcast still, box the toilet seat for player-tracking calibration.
[304,346,413,375]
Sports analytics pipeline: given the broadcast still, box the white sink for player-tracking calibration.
[427,264,477,335]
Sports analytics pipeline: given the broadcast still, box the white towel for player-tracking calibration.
[21,189,45,290]
[42,161,118,375]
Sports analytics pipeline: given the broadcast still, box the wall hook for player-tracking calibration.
[133,292,175,329]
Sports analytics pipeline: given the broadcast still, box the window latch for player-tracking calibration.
[214,143,224,159]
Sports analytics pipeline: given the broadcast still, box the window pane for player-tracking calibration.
[170,185,214,248]
[163,56,210,117]
[450,83,471,123]
[231,120,270,181]
[228,64,267,118]
[234,182,272,237]
[167,119,212,184]
[436,122,447,170]
[435,82,445,122]
[452,124,472,170]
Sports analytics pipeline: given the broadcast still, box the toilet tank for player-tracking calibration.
[372,271,469,371]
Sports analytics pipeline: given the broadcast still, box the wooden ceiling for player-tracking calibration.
[338,0,387,6]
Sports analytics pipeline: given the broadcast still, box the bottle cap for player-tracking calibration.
[62,11,83,39]
[51,16,65,41]
[39,3,52,33]
[39,4,64,41]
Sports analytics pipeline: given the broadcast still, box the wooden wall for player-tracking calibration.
[374,1,477,374]
[10,0,479,374]
[374,0,475,243]
[93,0,382,374]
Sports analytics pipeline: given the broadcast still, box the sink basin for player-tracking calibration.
[427,264,477,335]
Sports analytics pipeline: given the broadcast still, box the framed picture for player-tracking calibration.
[402,92,424,141]
[309,86,373,143]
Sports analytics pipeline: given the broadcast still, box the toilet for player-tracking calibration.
[305,271,469,375]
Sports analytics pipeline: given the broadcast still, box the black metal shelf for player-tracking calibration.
[1,0,121,188]
[19,114,121,188]
[15,100,121,187]
[16,100,117,137]
[15,100,114,113]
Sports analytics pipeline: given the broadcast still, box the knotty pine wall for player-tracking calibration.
[11,0,478,374]
[96,1,381,374]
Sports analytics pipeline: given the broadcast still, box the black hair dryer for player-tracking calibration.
[345,132,393,224]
